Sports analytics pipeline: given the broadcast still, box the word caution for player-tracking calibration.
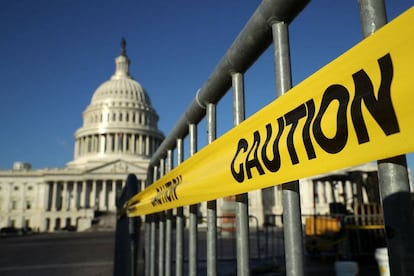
[231,54,399,183]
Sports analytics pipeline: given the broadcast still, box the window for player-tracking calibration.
[11,200,18,210]
[13,186,19,191]
[26,200,32,210]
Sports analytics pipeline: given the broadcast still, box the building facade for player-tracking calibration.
[0,40,164,232]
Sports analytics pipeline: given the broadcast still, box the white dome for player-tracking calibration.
[68,39,164,169]
[91,78,152,107]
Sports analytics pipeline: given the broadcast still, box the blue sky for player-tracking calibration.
[0,0,412,170]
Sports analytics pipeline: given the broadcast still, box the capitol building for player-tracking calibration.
[0,40,397,233]
[0,40,164,232]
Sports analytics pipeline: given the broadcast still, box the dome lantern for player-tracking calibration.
[111,38,132,80]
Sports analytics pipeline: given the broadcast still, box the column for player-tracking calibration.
[62,182,68,211]
[83,137,87,155]
[131,134,135,153]
[139,134,143,154]
[84,136,88,154]
[130,134,135,153]
[92,135,97,153]
[345,180,353,209]
[73,182,78,210]
[115,133,119,152]
[123,133,127,152]
[322,181,329,204]
[50,182,56,211]
[90,135,94,153]
[96,134,100,153]
[70,182,77,210]
[317,181,324,205]
[92,135,96,153]
[81,138,85,156]
[110,180,116,211]
[99,180,105,210]
[340,181,346,204]
[85,136,89,153]
[90,135,97,153]
[90,180,97,209]
[81,181,87,208]
[106,134,111,152]
[145,135,150,155]
[100,134,106,154]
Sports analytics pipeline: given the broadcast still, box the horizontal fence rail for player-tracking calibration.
[114,0,414,275]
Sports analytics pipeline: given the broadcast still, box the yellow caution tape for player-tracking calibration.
[127,7,414,216]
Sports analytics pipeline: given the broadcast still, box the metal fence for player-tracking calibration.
[114,0,414,275]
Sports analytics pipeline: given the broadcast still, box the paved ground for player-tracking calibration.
[0,231,380,275]
[0,231,115,276]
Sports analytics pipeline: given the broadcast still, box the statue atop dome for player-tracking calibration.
[121,37,127,56]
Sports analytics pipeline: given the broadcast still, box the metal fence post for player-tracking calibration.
[150,166,159,276]
[272,21,304,276]
[232,72,250,276]
[150,213,157,276]
[207,103,217,276]
[176,138,184,276]
[158,211,165,276]
[144,216,151,276]
[158,159,165,276]
[358,0,414,274]
[145,169,154,276]
[189,123,198,276]
[113,173,141,276]
[165,149,174,276]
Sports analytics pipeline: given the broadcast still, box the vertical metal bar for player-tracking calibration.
[176,138,184,276]
[358,1,414,275]
[158,159,165,276]
[358,0,387,37]
[207,103,217,276]
[150,214,157,276]
[232,72,250,276]
[145,170,154,276]
[144,216,151,276]
[272,21,304,276]
[189,123,198,276]
[165,150,174,276]
[158,212,165,276]
[150,166,159,276]
[232,72,245,126]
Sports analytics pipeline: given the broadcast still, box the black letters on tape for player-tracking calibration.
[230,53,400,183]
[151,175,182,206]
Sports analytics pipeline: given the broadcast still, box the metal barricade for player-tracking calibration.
[114,1,414,275]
